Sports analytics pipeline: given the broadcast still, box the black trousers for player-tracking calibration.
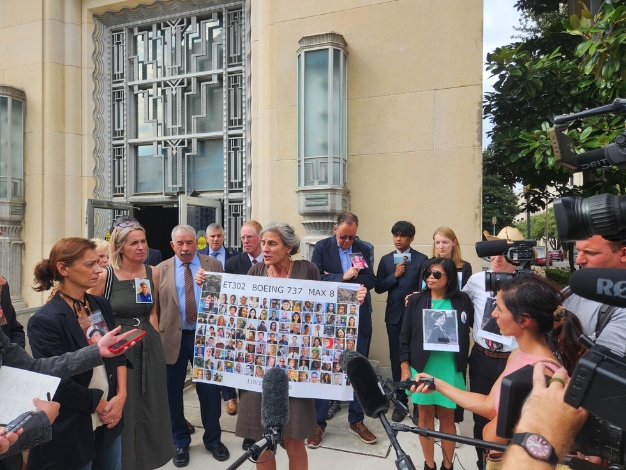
[386,319,408,406]
[468,344,509,468]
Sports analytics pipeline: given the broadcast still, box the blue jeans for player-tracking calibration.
[75,434,122,470]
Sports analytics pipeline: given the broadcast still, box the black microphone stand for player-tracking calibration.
[226,427,283,470]
[377,409,417,470]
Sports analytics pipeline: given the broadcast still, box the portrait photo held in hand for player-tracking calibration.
[422,310,459,352]
[192,272,360,400]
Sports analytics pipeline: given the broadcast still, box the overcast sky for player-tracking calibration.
[483,0,521,148]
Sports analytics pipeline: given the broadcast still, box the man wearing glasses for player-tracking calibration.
[307,212,377,448]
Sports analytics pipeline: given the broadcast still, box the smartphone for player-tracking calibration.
[107,329,146,353]
[2,411,35,434]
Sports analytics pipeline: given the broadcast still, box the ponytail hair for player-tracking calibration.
[33,238,96,292]
[499,274,585,375]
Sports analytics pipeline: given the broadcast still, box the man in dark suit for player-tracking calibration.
[306,212,377,448]
[145,247,162,266]
[0,276,25,347]
[157,225,230,466]
[197,223,238,267]
[375,221,427,422]
[224,220,263,275]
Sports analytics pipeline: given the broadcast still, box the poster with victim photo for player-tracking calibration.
[475,296,514,347]
[422,309,459,352]
[192,273,360,400]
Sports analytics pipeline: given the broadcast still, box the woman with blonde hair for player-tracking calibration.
[421,226,472,290]
[89,219,174,470]
[91,238,110,267]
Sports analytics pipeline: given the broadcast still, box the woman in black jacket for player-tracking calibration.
[399,258,474,470]
[27,238,128,470]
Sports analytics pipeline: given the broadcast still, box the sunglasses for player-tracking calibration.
[338,235,357,241]
[425,270,447,280]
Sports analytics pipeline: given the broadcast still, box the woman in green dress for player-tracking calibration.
[399,257,474,470]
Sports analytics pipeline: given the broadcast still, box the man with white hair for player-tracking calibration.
[157,225,229,466]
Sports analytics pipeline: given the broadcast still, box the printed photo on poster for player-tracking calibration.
[135,278,153,303]
[192,273,359,400]
[393,253,412,264]
[349,252,368,269]
[476,296,514,347]
[423,309,459,352]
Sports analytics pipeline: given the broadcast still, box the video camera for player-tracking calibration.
[474,239,536,291]
[550,99,626,243]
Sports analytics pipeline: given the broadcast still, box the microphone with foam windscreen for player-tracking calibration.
[340,351,416,470]
[569,268,626,308]
[227,368,290,470]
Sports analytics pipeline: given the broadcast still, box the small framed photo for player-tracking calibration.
[135,278,153,303]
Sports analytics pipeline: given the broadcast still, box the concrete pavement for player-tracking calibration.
[156,385,482,470]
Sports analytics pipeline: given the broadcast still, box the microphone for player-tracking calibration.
[569,268,626,308]
[261,368,290,430]
[340,351,415,470]
[227,368,290,470]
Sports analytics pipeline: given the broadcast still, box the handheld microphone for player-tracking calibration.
[569,268,626,308]
[339,351,415,470]
[227,368,290,470]
[261,368,290,430]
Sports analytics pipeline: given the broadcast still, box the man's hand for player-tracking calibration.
[33,398,60,425]
[0,428,21,454]
[98,327,142,358]
[394,263,406,279]
[343,266,359,281]
[511,363,588,458]
[195,267,206,286]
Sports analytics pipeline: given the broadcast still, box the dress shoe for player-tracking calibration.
[242,438,255,451]
[349,420,377,444]
[173,446,190,467]
[391,406,407,423]
[206,442,230,461]
[186,420,195,434]
[226,398,237,415]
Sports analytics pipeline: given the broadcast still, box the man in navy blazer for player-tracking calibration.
[197,223,238,268]
[375,221,427,422]
[225,220,263,277]
[306,212,378,448]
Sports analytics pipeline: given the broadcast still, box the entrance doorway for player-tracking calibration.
[134,206,178,260]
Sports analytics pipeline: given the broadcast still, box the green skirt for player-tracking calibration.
[407,352,464,409]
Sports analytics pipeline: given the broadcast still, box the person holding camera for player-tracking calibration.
[462,227,522,469]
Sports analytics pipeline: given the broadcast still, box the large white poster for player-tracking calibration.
[192,273,360,400]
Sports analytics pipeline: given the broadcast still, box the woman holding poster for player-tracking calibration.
[399,258,474,470]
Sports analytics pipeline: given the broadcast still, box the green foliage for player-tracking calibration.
[482,151,520,234]
[484,1,626,206]
[545,267,572,286]
[514,207,559,248]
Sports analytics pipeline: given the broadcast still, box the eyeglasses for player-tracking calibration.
[338,235,357,241]
[425,270,447,280]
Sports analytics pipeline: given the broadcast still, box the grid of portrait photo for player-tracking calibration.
[192,277,360,387]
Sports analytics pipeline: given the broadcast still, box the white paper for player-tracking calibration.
[0,366,61,424]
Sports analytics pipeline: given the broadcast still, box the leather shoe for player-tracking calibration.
[186,420,195,434]
[173,447,189,467]
[226,398,237,415]
[206,442,230,461]
[242,438,255,450]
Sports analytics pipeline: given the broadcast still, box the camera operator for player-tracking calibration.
[462,228,522,469]
[501,362,589,469]
[563,235,626,352]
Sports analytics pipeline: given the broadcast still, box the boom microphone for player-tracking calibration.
[261,368,290,429]
[340,351,389,417]
[569,268,626,308]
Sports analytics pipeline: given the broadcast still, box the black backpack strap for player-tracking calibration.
[595,303,617,339]
[103,265,114,300]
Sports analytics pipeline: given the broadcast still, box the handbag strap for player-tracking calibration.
[103,265,114,300]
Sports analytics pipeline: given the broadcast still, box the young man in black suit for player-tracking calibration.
[306,212,377,448]
[374,221,427,422]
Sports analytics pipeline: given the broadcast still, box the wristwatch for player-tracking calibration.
[511,432,558,465]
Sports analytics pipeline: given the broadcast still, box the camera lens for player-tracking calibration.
[554,194,626,241]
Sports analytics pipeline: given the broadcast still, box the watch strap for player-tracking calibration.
[512,432,558,465]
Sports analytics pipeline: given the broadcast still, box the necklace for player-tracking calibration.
[267,261,294,278]
[59,290,91,318]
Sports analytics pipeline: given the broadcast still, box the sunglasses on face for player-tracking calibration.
[426,270,447,280]
[338,235,357,241]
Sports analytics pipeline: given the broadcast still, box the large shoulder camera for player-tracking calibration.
[474,239,536,291]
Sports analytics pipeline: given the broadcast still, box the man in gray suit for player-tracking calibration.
[157,225,229,467]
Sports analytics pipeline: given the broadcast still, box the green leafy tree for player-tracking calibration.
[515,207,559,247]
[483,151,520,234]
